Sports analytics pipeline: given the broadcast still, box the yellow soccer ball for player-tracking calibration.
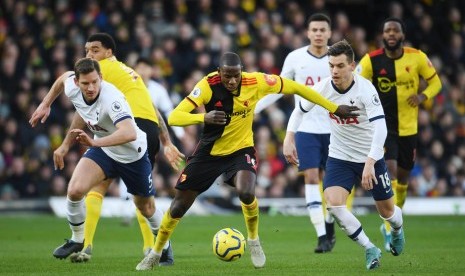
[212,227,246,262]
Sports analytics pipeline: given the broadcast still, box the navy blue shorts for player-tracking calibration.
[295,132,330,171]
[323,157,393,201]
[83,147,155,197]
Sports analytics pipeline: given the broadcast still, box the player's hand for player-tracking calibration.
[361,158,377,190]
[53,144,70,170]
[334,105,360,118]
[204,110,227,125]
[70,129,94,147]
[29,102,51,127]
[407,93,426,107]
[283,134,299,166]
[163,143,186,171]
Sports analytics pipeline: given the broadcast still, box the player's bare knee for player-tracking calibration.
[238,192,254,204]
[134,198,155,218]
[137,205,154,218]
[67,183,86,201]
[170,204,187,219]
[378,207,394,219]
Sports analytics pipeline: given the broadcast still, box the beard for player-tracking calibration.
[383,38,403,51]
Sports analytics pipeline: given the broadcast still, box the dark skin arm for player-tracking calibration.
[204,110,228,125]
[334,105,360,118]
[155,108,185,171]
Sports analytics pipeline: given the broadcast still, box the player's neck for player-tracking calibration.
[308,45,328,57]
[385,48,403,59]
[335,74,354,92]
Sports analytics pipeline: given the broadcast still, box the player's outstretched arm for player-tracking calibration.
[29,71,74,127]
[254,94,284,114]
[281,78,360,118]
[280,78,338,113]
[168,99,205,127]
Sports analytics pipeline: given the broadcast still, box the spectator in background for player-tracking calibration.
[0,0,464,201]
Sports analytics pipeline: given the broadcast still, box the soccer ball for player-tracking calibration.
[212,227,246,262]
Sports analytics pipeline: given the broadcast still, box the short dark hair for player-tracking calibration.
[87,33,116,54]
[328,40,354,63]
[383,17,405,33]
[219,52,242,68]
[307,13,331,28]
[74,58,101,79]
[135,57,153,66]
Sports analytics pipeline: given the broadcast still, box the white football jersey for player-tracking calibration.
[281,46,331,134]
[147,79,185,139]
[64,76,147,163]
[147,79,173,117]
[301,74,385,162]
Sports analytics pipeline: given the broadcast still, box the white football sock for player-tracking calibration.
[328,205,374,249]
[146,207,170,250]
[381,205,403,233]
[66,197,85,243]
[305,184,326,237]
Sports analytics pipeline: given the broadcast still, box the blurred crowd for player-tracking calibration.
[1,0,464,201]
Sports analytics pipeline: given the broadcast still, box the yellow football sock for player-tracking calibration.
[396,182,408,209]
[154,210,179,254]
[346,186,355,211]
[83,191,103,248]
[136,208,155,253]
[319,182,329,218]
[241,197,259,240]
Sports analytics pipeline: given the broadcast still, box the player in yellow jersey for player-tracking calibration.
[29,33,184,265]
[135,52,359,270]
[357,18,442,252]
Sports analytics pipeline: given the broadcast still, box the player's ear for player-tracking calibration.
[105,48,112,58]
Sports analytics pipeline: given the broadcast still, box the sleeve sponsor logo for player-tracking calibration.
[264,74,277,86]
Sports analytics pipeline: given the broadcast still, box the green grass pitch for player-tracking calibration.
[1,213,464,275]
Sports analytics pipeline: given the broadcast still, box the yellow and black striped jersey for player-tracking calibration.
[358,47,439,136]
[185,71,283,156]
[98,57,159,124]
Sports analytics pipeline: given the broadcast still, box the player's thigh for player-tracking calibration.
[295,132,327,171]
[68,157,106,197]
[224,147,258,194]
[90,179,113,195]
[323,157,359,194]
